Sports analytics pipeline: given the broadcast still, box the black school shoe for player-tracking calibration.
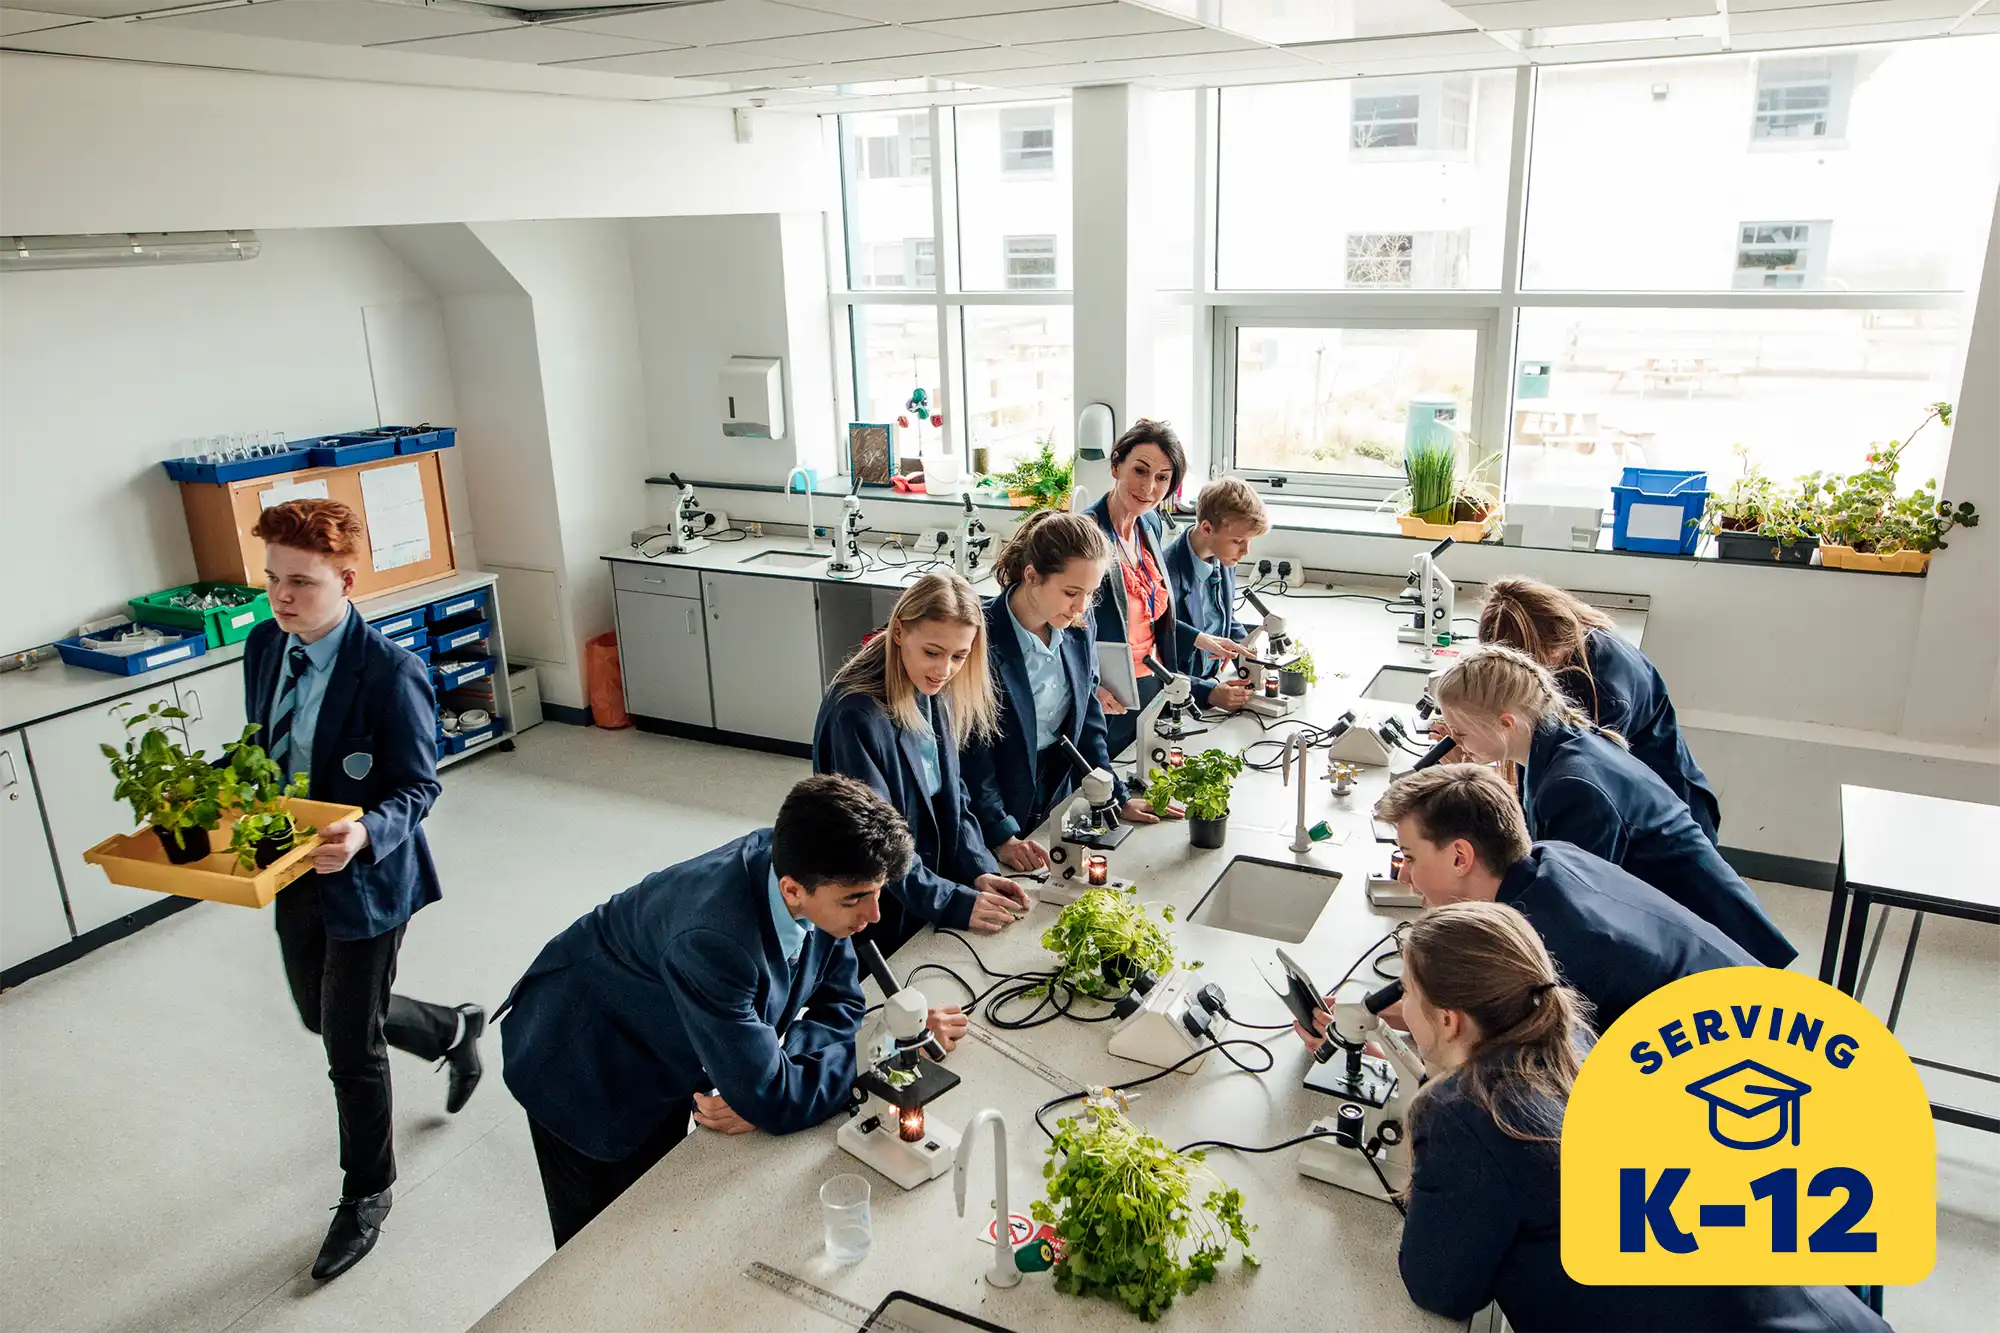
[312,1189,392,1281]
[445,1004,486,1115]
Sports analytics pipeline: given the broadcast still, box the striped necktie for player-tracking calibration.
[267,646,312,772]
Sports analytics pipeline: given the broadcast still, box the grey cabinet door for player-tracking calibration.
[702,573,822,745]
[0,729,74,970]
[25,685,183,934]
[615,589,714,728]
[177,663,250,759]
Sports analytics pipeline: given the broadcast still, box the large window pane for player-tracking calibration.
[1232,326,1479,480]
[1525,39,2000,291]
[1217,74,1515,289]
[840,112,934,291]
[963,307,1074,474]
[1507,307,1968,502]
[956,101,1073,292]
[851,307,941,458]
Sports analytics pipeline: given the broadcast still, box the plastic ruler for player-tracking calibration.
[741,1261,917,1333]
[963,1022,1086,1096]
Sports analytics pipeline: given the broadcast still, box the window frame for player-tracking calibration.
[1000,106,1057,175]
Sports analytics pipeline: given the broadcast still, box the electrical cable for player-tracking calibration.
[1031,1037,1281,1142]
[1176,1127,1335,1156]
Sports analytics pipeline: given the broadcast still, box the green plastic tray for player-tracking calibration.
[128,582,273,648]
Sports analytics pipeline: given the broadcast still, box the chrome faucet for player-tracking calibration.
[1286,731,1313,854]
[954,1109,1021,1289]
[784,466,818,551]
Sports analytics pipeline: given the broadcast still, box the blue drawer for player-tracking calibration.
[427,589,489,625]
[431,619,490,655]
[387,627,429,654]
[390,426,455,455]
[432,656,495,691]
[304,435,397,468]
[444,716,506,754]
[55,625,209,676]
[370,609,425,639]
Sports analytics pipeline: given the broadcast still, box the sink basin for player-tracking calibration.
[1362,664,1431,706]
[864,1292,1017,1332]
[738,549,827,569]
[1190,855,1340,944]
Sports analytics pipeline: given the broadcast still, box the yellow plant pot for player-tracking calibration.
[1398,512,1500,543]
[1007,492,1038,508]
[82,798,362,909]
[1819,545,1930,575]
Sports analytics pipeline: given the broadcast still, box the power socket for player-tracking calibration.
[915,528,954,558]
[702,507,731,535]
[1263,553,1306,585]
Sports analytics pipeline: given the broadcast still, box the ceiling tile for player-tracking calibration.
[964,42,1309,86]
[2,7,89,33]
[1007,26,1267,61]
[1731,17,1968,43]
[1732,1,1968,33]
[1449,0,1715,26]
[1209,0,1470,44]
[556,0,872,47]
[368,24,680,63]
[147,1,517,46]
[720,24,990,61]
[1290,28,1511,61]
[865,43,1066,74]
[783,0,1089,19]
[1,0,207,14]
[550,43,815,77]
[914,2,1195,45]
[1314,46,1527,75]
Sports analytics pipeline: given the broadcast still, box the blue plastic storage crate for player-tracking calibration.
[427,588,488,625]
[389,426,455,455]
[445,716,506,754]
[55,624,209,676]
[161,447,312,485]
[370,609,425,639]
[304,435,398,468]
[432,656,494,691]
[431,620,490,655]
[1610,468,1708,555]
[387,627,429,655]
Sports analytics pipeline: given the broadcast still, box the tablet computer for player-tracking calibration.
[1095,641,1141,711]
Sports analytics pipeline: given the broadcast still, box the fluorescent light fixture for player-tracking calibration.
[1522,14,1726,48]
[1,230,260,272]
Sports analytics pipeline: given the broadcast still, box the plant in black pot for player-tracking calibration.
[101,700,223,864]
[218,726,313,872]
[1279,646,1316,697]
[1145,748,1244,850]
[1041,884,1183,1001]
[1704,445,1821,565]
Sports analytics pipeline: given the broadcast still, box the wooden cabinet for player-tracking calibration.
[614,588,714,728]
[0,729,74,971]
[701,572,823,745]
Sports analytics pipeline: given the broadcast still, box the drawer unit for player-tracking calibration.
[370,609,426,639]
[428,589,489,625]
[433,657,495,691]
[431,620,491,655]
[611,561,701,599]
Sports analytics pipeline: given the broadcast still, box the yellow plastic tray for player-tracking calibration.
[83,799,363,909]
[1397,512,1500,543]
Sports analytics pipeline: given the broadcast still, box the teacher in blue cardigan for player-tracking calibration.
[961,510,1164,872]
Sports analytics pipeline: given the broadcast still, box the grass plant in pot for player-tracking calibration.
[1704,445,1822,566]
[1279,645,1316,697]
[1801,402,1979,574]
[993,439,1077,510]
[1041,885,1183,1000]
[1393,431,1499,541]
[1145,748,1243,850]
[101,700,223,864]
[1031,1101,1257,1321]
[218,725,314,871]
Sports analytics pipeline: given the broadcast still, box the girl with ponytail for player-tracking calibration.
[1397,901,1884,1332]
[1430,647,1794,967]
[1478,576,1720,844]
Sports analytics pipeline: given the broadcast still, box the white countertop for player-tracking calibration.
[475,586,1646,1333]
[0,569,498,735]
[605,531,1006,598]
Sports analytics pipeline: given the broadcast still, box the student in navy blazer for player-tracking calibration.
[1387,903,1885,1333]
[1478,576,1720,843]
[501,776,932,1248]
[812,573,1034,955]
[1084,420,1242,760]
[243,501,484,1282]
[1371,766,1756,1032]
[1161,477,1271,713]
[1433,647,1796,968]
[960,512,1165,872]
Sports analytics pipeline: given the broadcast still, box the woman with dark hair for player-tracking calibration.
[961,510,1165,872]
[1478,576,1719,844]
[1084,419,1241,761]
[1392,901,1885,1332]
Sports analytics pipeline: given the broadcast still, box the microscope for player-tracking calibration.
[1275,963,1421,1204]
[1396,537,1457,659]
[1043,737,1132,905]
[1126,653,1207,789]
[663,472,712,554]
[839,939,961,1190]
[827,474,868,577]
[953,494,991,579]
[1236,590,1299,718]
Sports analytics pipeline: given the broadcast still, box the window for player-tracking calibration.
[1733,221,1828,290]
[1352,93,1420,148]
[1350,76,1471,152]
[1001,107,1055,173]
[907,238,936,287]
[850,306,940,442]
[861,113,931,179]
[964,307,1073,472]
[1753,55,1848,141]
[957,101,1070,292]
[1345,232,1468,289]
[1003,235,1057,290]
[840,113,932,294]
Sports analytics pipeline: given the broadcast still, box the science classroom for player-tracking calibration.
[1,3,1996,1332]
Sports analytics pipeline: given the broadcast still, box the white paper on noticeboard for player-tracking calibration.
[259,478,330,510]
[358,462,431,571]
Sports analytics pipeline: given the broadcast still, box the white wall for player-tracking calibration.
[0,53,830,235]
[0,228,453,654]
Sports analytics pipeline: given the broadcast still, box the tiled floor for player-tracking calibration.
[1,723,1993,1332]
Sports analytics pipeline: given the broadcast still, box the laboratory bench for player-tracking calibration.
[476,586,1646,1333]
[0,570,518,987]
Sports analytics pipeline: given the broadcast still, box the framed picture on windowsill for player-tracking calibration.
[847,423,896,486]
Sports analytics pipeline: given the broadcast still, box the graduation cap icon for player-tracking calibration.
[1685,1060,1812,1150]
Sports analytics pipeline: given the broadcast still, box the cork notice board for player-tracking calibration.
[179,451,457,598]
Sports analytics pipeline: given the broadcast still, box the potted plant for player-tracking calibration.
[1145,748,1244,849]
[1391,431,1500,541]
[218,726,314,871]
[100,700,224,864]
[1042,885,1182,999]
[993,439,1077,510]
[1704,446,1822,565]
[1804,403,1979,574]
[1030,1101,1257,1321]
[1279,646,1316,697]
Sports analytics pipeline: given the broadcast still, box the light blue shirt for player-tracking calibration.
[1007,597,1072,753]
[281,604,354,783]
[912,720,943,800]
[1188,552,1230,637]
[766,866,808,967]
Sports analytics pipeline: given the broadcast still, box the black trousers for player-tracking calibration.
[528,1110,691,1249]
[275,875,459,1200]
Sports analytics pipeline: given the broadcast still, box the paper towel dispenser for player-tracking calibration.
[722,357,784,440]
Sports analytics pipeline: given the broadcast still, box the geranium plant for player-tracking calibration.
[1801,402,1980,555]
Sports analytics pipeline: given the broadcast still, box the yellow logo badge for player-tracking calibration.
[1562,967,1934,1285]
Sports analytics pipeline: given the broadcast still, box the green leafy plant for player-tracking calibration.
[1030,1102,1257,1321]
[1799,403,1980,554]
[994,439,1077,510]
[1704,445,1822,548]
[1392,430,1498,525]
[218,726,313,871]
[100,701,223,852]
[1143,748,1244,823]
[1281,646,1317,686]
[1042,885,1181,998]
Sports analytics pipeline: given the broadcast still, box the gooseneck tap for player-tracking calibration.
[785,466,818,552]
[953,1109,1021,1289]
